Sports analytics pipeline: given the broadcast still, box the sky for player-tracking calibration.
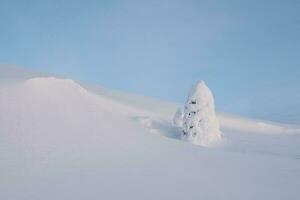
[0,0,299,124]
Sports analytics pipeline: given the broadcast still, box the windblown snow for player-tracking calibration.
[0,65,300,200]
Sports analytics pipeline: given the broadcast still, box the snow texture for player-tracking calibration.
[181,80,222,146]
[1,65,300,200]
[173,107,184,127]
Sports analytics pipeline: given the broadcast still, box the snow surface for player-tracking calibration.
[173,107,184,127]
[0,65,300,200]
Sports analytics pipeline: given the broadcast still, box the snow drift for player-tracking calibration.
[0,65,300,200]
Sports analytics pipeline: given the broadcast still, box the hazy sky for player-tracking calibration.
[0,0,299,123]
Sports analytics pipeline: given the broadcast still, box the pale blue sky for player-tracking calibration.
[0,0,299,123]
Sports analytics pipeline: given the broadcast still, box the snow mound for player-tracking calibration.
[0,77,148,147]
[23,77,89,97]
[20,77,145,114]
[1,72,300,200]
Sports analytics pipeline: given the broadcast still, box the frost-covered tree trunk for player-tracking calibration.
[180,81,221,146]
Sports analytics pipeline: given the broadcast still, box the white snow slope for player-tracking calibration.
[0,65,300,200]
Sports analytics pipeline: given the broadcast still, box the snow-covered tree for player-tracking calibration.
[180,80,222,146]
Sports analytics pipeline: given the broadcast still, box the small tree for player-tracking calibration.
[181,81,221,146]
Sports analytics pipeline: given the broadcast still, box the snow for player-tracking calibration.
[0,65,300,200]
[173,107,184,127]
[180,80,222,146]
